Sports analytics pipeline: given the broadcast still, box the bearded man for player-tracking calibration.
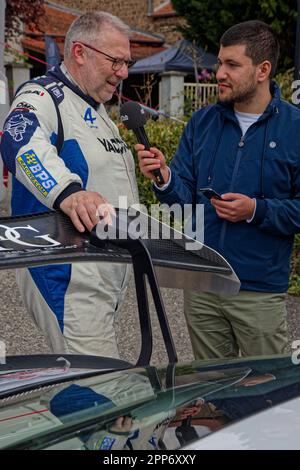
[135,20,300,359]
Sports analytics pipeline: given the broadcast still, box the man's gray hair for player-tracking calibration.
[64,11,131,58]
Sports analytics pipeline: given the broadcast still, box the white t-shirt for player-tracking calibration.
[234,110,262,136]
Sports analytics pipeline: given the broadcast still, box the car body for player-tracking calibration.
[0,211,299,450]
[1,353,300,450]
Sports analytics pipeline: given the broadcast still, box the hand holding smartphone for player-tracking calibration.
[199,188,222,200]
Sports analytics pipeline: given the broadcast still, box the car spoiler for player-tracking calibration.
[0,209,240,365]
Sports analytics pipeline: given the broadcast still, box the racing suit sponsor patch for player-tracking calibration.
[83,107,98,128]
[97,436,116,450]
[13,102,37,112]
[97,137,129,154]
[16,89,45,97]
[17,149,57,197]
[3,113,34,142]
[51,86,63,99]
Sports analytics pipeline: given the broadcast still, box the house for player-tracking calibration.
[4,1,212,116]
[5,1,181,104]
[19,1,183,73]
[55,0,183,45]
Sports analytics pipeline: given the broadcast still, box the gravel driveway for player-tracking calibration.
[0,269,299,365]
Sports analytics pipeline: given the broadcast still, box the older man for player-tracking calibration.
[0,12,139,357]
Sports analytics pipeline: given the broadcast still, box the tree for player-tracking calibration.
[171,0,297,71]
[5,0,45,39]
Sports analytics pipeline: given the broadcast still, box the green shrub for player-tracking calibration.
[275,68,294,103]
[119,114,300,295]
[289,234,300,295]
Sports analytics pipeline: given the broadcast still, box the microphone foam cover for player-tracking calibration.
[120,101,147,130]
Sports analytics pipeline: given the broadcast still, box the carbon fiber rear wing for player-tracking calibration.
[0,210,240,365]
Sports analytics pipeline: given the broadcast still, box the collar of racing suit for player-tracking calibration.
[48,63,100,111]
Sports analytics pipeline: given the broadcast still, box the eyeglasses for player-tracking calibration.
[73,41,135,71]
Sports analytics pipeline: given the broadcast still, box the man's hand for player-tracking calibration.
[135,144,170,185]
[211,193,255,222]
[59,190,115,232]
[108,416,133,434]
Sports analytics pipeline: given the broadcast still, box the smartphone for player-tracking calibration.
[199,188,222,200]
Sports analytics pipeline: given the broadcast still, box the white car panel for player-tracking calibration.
[183,395,300,450]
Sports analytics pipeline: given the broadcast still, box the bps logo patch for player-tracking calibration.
[98,436,116,450]
[17,149,57,197]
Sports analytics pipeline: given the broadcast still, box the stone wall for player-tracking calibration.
[56,0,184,44]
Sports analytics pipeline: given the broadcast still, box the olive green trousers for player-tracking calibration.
[184,290,287,359]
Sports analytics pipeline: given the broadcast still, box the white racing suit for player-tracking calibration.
[0,64,139,357]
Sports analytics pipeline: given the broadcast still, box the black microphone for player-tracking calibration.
[120,101,165,185]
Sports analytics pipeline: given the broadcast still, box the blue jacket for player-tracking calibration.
[154,83,300,293]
